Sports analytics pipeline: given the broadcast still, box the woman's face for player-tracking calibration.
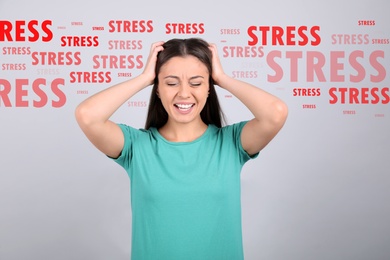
[157,55,209,126]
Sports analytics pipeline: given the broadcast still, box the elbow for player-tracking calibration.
[75,103,93,127]
[271,100,288,128]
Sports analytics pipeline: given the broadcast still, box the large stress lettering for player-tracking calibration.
[0,20,53,42]
[266,50,385,83]
[247,25,321,46]
[0,78,66,108]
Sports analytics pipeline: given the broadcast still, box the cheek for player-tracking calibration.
[158,91,175,110]
[201,88,210,100]
[158,88,171,100]
[197,92,209,107]
[159,95,170,107]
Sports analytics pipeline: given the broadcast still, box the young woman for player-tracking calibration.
[75,38,288,260]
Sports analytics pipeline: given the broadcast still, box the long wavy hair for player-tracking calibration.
[145,38,225,129]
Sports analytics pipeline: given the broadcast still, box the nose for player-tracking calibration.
[177,83,191,98]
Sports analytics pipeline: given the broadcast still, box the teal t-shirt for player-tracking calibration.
[113,121,258,260]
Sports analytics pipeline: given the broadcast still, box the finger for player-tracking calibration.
[149,41,165,55]
[151,41,165,48]
[208,44,219,58]
[208,43,217,50]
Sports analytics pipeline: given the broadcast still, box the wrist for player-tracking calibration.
[213,73,230,88]
[137,73,155,88]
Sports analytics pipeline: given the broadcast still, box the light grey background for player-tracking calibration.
[1,0,389,259]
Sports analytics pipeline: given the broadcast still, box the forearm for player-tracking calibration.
[75,73,151,125]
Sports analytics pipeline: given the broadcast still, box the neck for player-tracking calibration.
[158,119,208,142]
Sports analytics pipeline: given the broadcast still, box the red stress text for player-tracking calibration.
[358,20,375,26]
[331,34,369,45]
[222,46,264,58]
[92,55,143,69]
[165,23,204,34]
[266,50,385,83]
[31,52,81,65]
[108,40,142,50]
[0,20,53,42]
[69,71,111,83]
[108,20,153,33]
[247,25,321,46]
[0,78,66,108]
[329,87,389,104]
[2,46,31,55]
[60,36,99,47]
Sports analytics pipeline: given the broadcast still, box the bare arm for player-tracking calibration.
[75,42,164,158]
[209,43,288,156]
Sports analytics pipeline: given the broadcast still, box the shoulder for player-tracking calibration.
[118,124,150,136]
[218,121,249,136]
[112,125,156,164]
[207,121,249,143]
[210,121,257,162]
[117,124,159,145]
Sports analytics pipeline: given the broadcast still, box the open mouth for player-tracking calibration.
[174,103,195,112]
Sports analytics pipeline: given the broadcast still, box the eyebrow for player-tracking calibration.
[163,75,205,80]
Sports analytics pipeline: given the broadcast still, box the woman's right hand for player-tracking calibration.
[75,41,165,158]
[141,41,164,85]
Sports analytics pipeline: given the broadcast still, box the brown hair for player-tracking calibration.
[145,38,225,129]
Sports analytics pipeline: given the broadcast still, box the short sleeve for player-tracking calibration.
[224,121,259,165]
[111,124,142,170]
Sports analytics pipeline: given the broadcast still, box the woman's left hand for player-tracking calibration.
[208,43,227,87]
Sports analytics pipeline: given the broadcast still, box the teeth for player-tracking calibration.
[176,104,193,109]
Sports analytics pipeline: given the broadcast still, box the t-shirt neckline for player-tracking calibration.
[151,125,213,145]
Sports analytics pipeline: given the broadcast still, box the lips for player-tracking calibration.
[174,103,195,112]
